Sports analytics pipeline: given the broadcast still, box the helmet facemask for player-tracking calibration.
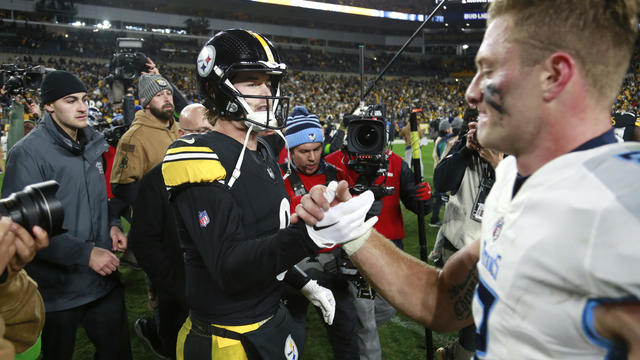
[216,64,290,132]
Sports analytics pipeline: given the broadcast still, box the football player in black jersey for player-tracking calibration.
[161,29,377,360]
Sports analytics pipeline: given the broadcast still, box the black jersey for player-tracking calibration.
[162,131,317,325]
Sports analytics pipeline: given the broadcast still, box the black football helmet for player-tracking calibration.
[196,29,289,130]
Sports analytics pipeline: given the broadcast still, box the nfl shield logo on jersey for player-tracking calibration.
[491,217,504,242]
[198,210,210,228]
[284,334,298,360]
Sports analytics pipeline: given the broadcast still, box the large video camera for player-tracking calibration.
[105,38,147,103]
[0,64,54,96]
[0,180,65,237]
[344,104,394,200]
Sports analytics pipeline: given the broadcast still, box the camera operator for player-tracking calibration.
[429,108,503,360]
[110,67,180,207]
[279,106,358,360]
[1,70,132,359]
[0,218,49,359]
[325,114,433,360]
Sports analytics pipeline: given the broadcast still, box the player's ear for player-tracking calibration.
[540,51,574,102]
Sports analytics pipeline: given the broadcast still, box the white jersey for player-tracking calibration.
[472,142,640,359]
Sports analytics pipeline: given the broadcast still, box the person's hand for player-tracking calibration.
[291,180,351,225]
[301,280,335,325]
[416,181,432,201]
[0,217,17,273]
[466,121,482,152]
[478,148,504,169]
[110,226,127,253]
[304,183,378,249]
[593,302,640,358]
[89,247,120,276]
[9,224,49,272]
[28,100,42,118]
[142,58,160,75]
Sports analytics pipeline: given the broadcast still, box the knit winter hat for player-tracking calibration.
[438,119,452,132]
[138,74,171,107]
[285,106,324,149]
[40,70,87,104]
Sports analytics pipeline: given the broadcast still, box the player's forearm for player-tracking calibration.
[350,230,441,327]
[351,232,478,332]
[431,244,479,331]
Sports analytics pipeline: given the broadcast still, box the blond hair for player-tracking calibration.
[488,0,638,101]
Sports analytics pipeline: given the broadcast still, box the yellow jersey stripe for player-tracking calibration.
[166,146,214,155]
[162,158,226,187]
[247,30,274,62]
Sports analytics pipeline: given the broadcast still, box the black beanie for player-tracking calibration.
[40,70,87,104]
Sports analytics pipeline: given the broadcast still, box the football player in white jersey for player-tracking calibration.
[293,0,640,358]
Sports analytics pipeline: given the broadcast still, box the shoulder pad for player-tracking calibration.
[162,136,226,187]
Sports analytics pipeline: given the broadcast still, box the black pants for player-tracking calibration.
[41,283,132,360]
[156,288,189,359]
[283,275,359,360]
[430,191,445,222]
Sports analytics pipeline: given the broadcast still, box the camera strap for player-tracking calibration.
[279,162,338,197]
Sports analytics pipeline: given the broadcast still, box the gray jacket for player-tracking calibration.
[2,112,119,312]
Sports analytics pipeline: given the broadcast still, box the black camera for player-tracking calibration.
[0,181,65,237]
[102,124,128,148]
[345,104,388,175]
[1,64,54,95]
[345,104,394,200]
[105,38,147,103]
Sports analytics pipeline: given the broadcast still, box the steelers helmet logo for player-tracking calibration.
[197,45,216,78]
[156,78,168,87]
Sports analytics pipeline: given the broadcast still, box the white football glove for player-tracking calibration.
[301,279,335,325]
[305,183,378,249]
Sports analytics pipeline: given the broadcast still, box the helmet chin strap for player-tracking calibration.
[227,124,255,189]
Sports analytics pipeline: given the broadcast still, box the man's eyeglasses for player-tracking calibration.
[180,127,212,134]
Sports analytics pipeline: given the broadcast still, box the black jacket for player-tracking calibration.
[129,163,185,300]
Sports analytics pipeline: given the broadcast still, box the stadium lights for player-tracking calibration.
[71,21,85,27]
[249,0,430,22]
[462,44,469,50]
[96,20,111,29]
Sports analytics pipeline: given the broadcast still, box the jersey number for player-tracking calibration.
[475,279,497,358]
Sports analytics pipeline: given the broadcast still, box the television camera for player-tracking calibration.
[105,38,148,103]
[344,104,394,200]
[0,64,54,96]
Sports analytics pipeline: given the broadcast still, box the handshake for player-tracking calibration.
[293,181,378,255]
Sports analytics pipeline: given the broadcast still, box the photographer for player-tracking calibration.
[2,70,132,359]
[429,108,502,360]
[279,106,358,360]
[325,115,432,360]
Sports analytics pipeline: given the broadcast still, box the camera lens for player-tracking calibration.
[0,180,65,237]
[356,125,380,148]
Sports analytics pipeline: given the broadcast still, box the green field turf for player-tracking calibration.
[0,140,457,359]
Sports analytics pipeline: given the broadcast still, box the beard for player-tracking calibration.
[150,102,174,121]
